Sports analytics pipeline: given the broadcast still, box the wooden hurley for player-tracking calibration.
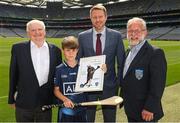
[42,96,123,111]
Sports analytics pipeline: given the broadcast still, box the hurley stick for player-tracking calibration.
[42,96,123,111]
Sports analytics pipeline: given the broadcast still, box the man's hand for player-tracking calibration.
[141,109,154,121]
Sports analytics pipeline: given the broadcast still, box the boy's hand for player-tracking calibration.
[101,64,107,73]
[63,98,74,108]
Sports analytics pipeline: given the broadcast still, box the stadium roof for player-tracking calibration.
[0,0,129,8]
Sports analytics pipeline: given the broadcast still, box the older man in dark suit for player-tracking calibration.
[8,19,62,122]
[77,4,125,122]
[121,17,167,122]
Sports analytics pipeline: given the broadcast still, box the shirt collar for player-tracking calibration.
[31,41,48,48]
[63,60,79,69]
[93,26,106,37]
[130,40,146,52]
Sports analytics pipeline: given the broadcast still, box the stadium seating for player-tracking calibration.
[158,26,180,40]
[0,0,180,40]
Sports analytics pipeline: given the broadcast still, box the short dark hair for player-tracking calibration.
[62,36,79,49]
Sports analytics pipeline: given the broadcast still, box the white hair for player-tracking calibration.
[26,19,45,32]
[127,17,147,30]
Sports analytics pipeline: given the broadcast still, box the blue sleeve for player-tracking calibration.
[54,67,61,87]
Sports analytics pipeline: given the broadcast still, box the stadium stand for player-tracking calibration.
[0,4,45,18]
[147,0,180,12]
[0,0,180,40]
[147,27,174,40]
[0,27,18,37]
[11,28,26,38]
[159,26,180,40]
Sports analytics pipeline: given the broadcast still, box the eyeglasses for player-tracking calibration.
[127,29,145,34]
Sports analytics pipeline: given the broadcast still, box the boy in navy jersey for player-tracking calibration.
[54,36,87,122]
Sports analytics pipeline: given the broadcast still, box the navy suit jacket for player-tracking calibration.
[121,41,167,121]
[8,41,62,109]
[77,28,125,92]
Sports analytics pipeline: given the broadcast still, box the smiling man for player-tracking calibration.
[121,17,167,122]
[77,4,125,122]
[8,19,62,122]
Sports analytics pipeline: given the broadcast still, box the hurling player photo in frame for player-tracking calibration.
[75,55,106,92]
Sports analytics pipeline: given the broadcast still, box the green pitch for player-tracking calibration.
[0,37,180,121]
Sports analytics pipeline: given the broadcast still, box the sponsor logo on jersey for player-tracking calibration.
[61,74,68,78]
[63,82,80,95]
[69,72,77,75]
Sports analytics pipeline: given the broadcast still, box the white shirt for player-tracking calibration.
[31,41,50,86]
[123,40,146,78]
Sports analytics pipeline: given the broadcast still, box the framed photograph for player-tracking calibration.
[75,55,106,92]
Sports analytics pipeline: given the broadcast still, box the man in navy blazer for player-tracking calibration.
[8,20,62,122]
[121,17,167,122]
[77,4,125,122]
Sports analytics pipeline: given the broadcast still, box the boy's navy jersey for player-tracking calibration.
[54,61,87,116]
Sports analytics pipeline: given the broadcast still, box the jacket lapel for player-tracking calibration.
[47,43,53,82]
[125,48,131,57]
[25,41,39,83]
[26,41,53,85]
[124,41,148,78]
[89,29,96,55]
[103,28,110,54]
[26,41,36,72]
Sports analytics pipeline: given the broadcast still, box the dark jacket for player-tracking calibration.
[8,41,62,109]
[121,41,167,121]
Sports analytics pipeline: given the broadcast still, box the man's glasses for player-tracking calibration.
[127,29,145,34]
